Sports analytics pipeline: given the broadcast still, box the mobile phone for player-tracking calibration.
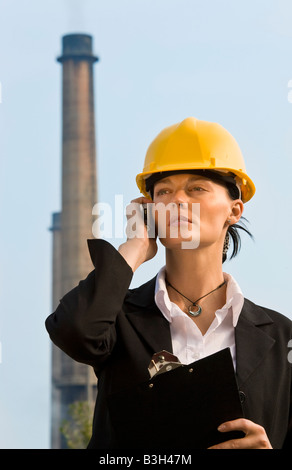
[142,203,148,225]
[142,203,156,237]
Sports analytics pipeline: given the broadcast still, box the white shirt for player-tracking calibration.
[154,268,244,370]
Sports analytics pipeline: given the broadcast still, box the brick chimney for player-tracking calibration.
[50,33,98,448]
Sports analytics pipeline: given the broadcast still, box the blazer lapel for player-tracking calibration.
[124,282,277,382]
[125,276,173,355]
[235,298,275,387]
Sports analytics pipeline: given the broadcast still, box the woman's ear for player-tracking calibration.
[229,199,244,225]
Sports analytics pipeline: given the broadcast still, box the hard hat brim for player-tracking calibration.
[136,167,255,203]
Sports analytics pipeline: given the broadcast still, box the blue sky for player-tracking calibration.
[0,0,292,448]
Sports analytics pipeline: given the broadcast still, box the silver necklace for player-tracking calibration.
[166,279,226,317]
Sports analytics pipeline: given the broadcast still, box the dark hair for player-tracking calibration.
[224,217,253,263]
[224,181,253,263]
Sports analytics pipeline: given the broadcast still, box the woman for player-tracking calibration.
[46,117,292,449]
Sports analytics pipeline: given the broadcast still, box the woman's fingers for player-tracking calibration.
[208,418,272,449]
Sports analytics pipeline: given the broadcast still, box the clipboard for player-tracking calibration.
[107,348,244,449]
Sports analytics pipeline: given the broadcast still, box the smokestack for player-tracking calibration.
[58,34,98,294]
[50,33,98,449]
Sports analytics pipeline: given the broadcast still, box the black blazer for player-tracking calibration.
[46,239,292,449]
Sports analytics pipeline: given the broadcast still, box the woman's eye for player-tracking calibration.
[190,186,205,192]
[156,188,169,195]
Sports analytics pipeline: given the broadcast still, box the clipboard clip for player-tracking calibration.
[148,350,183,378]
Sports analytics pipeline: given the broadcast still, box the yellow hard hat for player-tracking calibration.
[136,117,255,203]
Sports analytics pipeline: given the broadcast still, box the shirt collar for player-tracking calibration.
[154,267,244,327]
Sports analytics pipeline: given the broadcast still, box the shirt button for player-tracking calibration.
[192,352,200,360]
[239,391,246,404]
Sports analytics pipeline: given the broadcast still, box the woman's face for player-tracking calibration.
[152,173,243,251]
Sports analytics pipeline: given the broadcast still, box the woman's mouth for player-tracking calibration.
[169,215,193,226]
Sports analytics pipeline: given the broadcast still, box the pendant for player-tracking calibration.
[188,303,202,317]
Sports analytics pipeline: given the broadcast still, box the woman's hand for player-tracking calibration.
[118,197,158,272]
[208,418,272,449]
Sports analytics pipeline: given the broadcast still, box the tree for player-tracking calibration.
[60,401,94,449]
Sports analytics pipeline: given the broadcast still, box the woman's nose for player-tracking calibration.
[172,189,189,205]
